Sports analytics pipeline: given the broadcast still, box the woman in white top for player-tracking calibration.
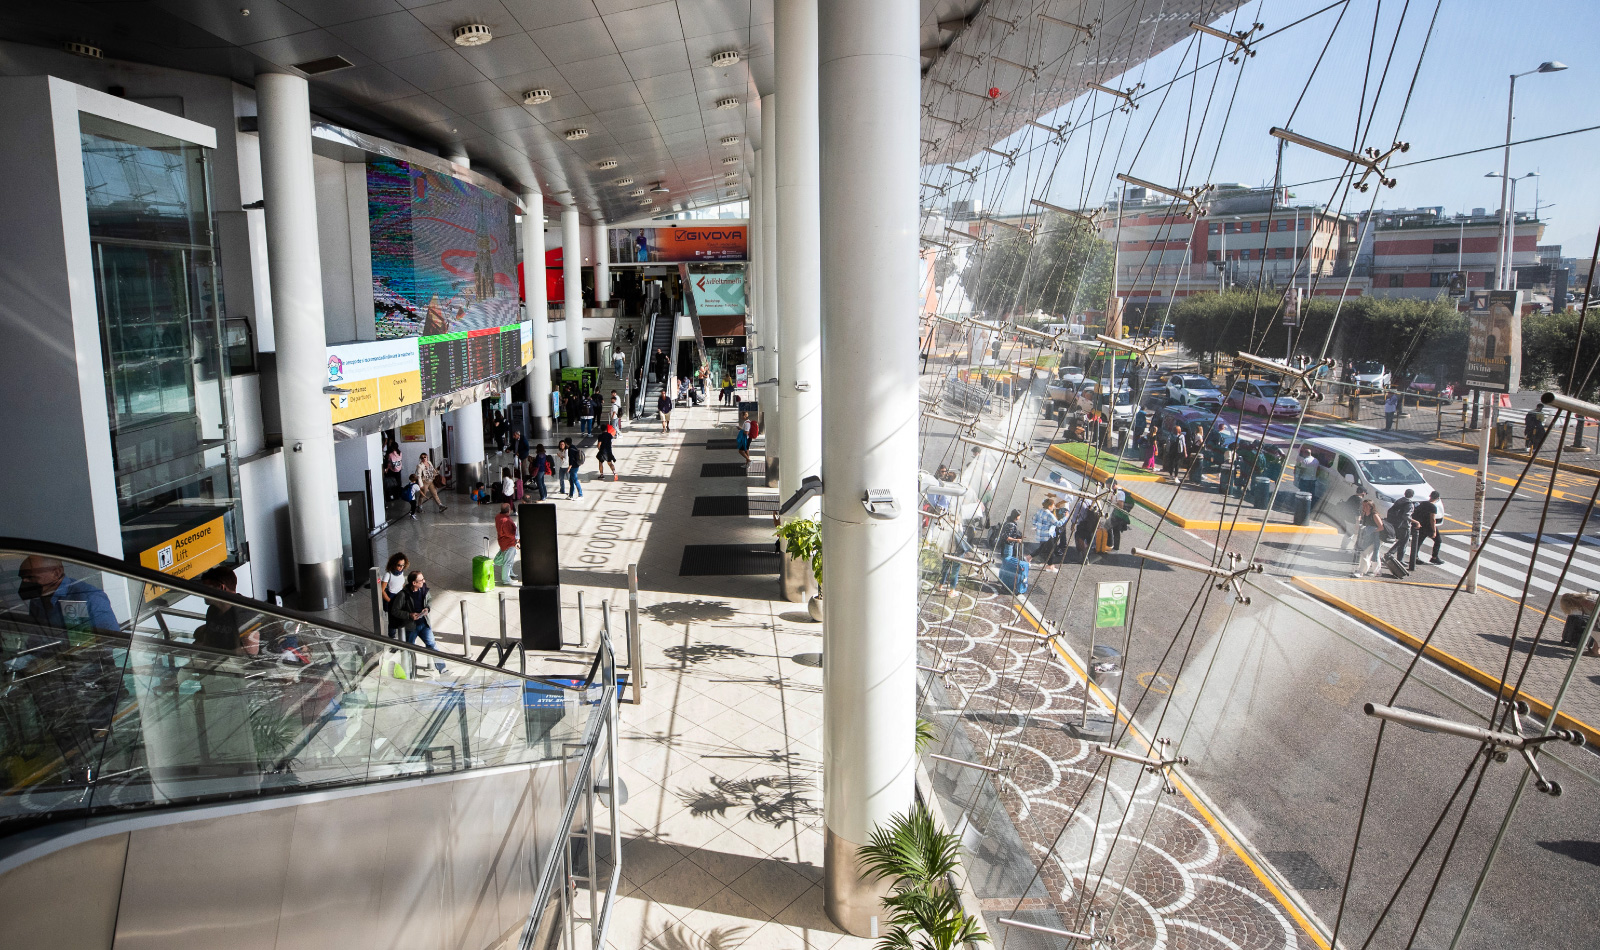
[609,390,623,429]
[381,552,408,638]
[415,452,446,512]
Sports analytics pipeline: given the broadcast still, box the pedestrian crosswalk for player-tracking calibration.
[1232,416,1432,446]
[1427,531,1600,601]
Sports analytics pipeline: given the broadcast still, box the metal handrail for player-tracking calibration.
[0,536,557,685]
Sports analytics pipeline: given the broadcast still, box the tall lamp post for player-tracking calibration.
[1486,171,1538,290]
[1469,60,1562,594]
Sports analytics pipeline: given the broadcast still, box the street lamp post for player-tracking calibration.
[1487,171,1537,290]
[1469,60,1562,594]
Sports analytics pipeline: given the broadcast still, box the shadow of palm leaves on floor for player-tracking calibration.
[648,922,752,950]
[677,774,818,826]
[645,600,740,625]
[663,643,757,666]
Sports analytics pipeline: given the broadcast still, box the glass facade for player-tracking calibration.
[79,114,242,569]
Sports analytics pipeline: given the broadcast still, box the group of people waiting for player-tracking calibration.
[383,439,447,520]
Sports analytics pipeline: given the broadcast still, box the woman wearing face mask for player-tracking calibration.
[389,570,445,675]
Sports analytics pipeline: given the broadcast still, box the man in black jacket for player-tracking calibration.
[1385,489,1419,569]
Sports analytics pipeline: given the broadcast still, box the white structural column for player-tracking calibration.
[760,102,782,487]
[447,402,485,491]
[561,205,582,363]
[257,73,346,609]
[749,152,775,484]
[521,190,553,440]
[592,220,610,305]
[775,2,821,516]
[818,0,920,935]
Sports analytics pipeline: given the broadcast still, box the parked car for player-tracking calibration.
[1408,373,1455,399]
[1351,361,1390,390]
[1167,374,1224,407]
[1154,404,1237,448]
[1303,437,1436,512]
[1224,379,1303,418]
[1057,365,1086,387]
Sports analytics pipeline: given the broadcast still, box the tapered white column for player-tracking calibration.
[521,191,553,440]
[447,400,485,491]
[776,1,821,514]
[760,101,782,486]
[592,220,611,305]
[561,204,582,363]
[257,72,345,609]
[750,152,776,485]
[818,0,919,935]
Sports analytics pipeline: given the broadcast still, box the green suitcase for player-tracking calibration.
[473,537,496,593]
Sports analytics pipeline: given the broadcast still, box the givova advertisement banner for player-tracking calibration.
[1465,289,1522,393]
[686,269,747,316]
[608,225,747,264]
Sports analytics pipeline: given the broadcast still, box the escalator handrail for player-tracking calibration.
[0,536,566,686]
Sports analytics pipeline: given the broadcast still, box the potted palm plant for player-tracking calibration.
[858,802,987,950]
[774,516,823,619]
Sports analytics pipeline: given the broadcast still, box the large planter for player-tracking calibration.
[808,593,823,622]
[781,550,811,603]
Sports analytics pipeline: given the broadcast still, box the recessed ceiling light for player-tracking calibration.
[638,198,654,206]
[721,157,741,166]
[614,177,634,186]
[596,159,618,170]
[720,135,740,146]
[453,24,492,46]
[630,188,647,197]
[64,40,102,59]
[650,182,669,193]
[712,50,741,68]
[715,97,740,110]
[523,89,552,105]
[565,128,589,140]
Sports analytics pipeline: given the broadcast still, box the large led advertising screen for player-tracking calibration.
[367,157,522,400]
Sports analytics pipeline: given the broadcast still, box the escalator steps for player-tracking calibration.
[680,544,780,576]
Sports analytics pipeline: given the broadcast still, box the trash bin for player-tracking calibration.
[1249,476,1274,509]
[1090,644,1122,690]
[1494,420,1515,451]
[1292,491,1314,526]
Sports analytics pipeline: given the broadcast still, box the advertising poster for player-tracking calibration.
[609,225,747,264]
[1464,289,1522,393]
[686,269,747,316]
[325,338,421,424]
[368,157,520,339]
[400,421,427,443]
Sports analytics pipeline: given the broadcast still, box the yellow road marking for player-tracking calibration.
[1010,606,1333,949]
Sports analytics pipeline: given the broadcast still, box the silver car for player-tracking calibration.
[1167,374,1222,406]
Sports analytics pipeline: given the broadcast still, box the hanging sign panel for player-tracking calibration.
[325,338,421,423]
[685,269,748,316]
[1464,289,1522,393]
[609,226,747,264]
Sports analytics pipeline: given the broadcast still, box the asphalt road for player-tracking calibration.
[917,362,1600,950]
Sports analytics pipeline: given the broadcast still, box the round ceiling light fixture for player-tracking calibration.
[523,89,552,105]
[564,128,589,140]
[453,24,493,46]
[596,159,618,170]
[719,135,740,146]
[712,50,741,68]
[614,177,634,186]
[649,182,669,193]
[715,96,740,110]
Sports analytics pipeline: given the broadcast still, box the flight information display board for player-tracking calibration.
[419,325,521,399]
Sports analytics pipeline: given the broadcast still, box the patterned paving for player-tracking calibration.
[918,583,1321,950]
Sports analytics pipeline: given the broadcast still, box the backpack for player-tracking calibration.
[748,418,760,440]
[576,448,587,466]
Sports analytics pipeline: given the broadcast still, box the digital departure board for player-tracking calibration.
[419,325,521,399]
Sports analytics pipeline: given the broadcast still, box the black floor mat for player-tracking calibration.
[680,544,780,576]
[692,496,750,517]
[706,438,739,450]
[700,463,749,478]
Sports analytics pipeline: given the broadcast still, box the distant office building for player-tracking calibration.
[1362,207,1543,299]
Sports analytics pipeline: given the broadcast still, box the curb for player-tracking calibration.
[1006,599,1335,950]
[1045,442,1163,483]
[1435,439,1600,479]
[1290,576,1600,747]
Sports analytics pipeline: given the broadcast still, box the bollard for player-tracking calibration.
[460,600,471,657]
[369,567,384,639]
[577,590,587,649]
[628,564,644,688]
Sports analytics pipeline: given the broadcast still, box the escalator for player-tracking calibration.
[0,539,619,950]
[638,309,677,418]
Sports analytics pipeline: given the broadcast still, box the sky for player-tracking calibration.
[948,0,1600,255]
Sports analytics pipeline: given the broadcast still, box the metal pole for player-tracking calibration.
[576,590,586,648]
[369,566,384,638]
[1469,398,1496,593]
[1446,606,1599,950]
[460,600,471,656]
[627,564,642,687]
[1497,73,1516,290]
[586,760,598,949]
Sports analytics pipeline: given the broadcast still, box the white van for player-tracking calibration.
[1303,437,1436,513]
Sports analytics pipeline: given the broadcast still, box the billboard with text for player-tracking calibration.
[609,225,746,264]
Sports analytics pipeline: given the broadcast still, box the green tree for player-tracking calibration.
[1521,309,1600,397]
[960,214,1112,320]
